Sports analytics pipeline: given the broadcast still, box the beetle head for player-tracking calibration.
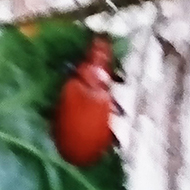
[86,33,113,71]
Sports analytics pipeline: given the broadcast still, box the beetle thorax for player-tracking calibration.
[77,63,111,91]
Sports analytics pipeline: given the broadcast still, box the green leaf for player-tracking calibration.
[79,149,125,190]
[33,20,93,70]
[113,37,130,60]
[0,131,98,190]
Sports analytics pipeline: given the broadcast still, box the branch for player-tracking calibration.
[53,0,148,17]
[15,0,148,23]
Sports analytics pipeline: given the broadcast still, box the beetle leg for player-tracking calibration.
[110,96,126,116]
[111,73,125,83]
[111,58,126,83]
[112,132,120,148]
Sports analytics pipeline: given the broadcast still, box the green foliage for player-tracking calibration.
[112,37,129,60]
[33,19,93,70]
[108,36,130,74]
[0,21,126,190]
[79,149,125,190]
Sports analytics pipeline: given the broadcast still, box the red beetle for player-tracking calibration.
[55,33,125,166]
